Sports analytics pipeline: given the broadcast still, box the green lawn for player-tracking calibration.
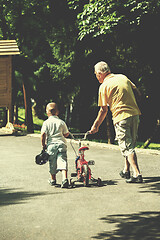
[136,142,160,151]
[18,108,43,133]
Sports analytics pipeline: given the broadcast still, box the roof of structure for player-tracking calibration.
[0,40,20,55]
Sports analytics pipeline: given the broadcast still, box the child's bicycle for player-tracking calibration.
[69,132,102,187]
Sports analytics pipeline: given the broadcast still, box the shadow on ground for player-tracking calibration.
[63,179,117,189]
[140,177,160,195]
[0,187,63,206]
[92,211,160,239]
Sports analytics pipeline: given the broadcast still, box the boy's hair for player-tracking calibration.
[94,61,110,74]
[46,102,58,115]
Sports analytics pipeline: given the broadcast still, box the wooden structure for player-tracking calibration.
[0,40,20,130]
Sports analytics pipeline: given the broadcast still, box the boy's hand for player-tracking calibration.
[63,132,70,138]
[42,144,47,150]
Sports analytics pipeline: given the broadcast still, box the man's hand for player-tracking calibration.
[89,125,99,134]
[89,106,108,134]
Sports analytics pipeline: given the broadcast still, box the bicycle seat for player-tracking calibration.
[79,146,89,151]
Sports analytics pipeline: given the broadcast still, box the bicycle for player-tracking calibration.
[69,132,102,187]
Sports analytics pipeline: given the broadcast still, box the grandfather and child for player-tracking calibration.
[40,61,143,188]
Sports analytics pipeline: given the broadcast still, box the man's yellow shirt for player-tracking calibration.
[98,73,141,125]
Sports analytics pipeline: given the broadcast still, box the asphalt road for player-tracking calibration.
[0,133,160,240]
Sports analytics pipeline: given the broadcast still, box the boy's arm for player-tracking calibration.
[62,122,70,138]
[41,132,47,149]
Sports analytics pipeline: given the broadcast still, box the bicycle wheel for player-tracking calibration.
[83,164,89,187]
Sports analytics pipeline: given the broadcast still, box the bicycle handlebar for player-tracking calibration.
[69,131,90,140]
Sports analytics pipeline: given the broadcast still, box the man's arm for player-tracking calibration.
[89,106,108,134]
[132,86,142,105]
[129,79,141,101]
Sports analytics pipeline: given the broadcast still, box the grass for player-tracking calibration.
[90,139,160,150]
[17,108,160,150]
[18,108,43,133]
[136,142,160,150]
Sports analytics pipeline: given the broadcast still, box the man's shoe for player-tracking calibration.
[119,170,130,179]
[48,179,56,186]
[61,179,69,188]
[126,175,143,183]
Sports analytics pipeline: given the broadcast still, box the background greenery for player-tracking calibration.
[0,0,160,144]
[17,107,160,151]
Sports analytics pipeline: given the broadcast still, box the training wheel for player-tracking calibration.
[70,178,75,188]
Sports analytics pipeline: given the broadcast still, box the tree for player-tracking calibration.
[0,0,79,131]
[1,0,160,142]
[71,0,160,141]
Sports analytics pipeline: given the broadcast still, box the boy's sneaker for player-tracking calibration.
[48,179,56,186]
[61,179,69,188]
[126,175,143,183]
[119,170,130,179]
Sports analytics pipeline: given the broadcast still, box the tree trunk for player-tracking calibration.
[22,80,34,133]
[14,105,18,124]
[142,119,160,148]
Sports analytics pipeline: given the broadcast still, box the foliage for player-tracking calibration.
[0,0,160,141]
[76,0,160,40]
[0,0,79,120]
[18,107,43,132]
[77,0,122,40]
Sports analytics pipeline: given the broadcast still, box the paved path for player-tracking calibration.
[0,133,160,240]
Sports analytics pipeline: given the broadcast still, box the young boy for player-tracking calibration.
[41,102,70,188]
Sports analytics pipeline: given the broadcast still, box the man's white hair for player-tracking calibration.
[94,61,110,74]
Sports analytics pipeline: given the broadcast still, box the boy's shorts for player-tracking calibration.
[47,143,67,175]
[114,115,140,157]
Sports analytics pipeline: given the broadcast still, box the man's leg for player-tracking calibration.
[116,116,142,182]
[115,118,131,179]
[124,157,130,172]
[127,152,140,177]
[119,157,131,179]
[126,151,143,183]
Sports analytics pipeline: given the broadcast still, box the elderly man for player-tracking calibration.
[90,61,143,183]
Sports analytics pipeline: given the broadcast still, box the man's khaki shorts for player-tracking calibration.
[114,115,140,157]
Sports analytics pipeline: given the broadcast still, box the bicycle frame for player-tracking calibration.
[76,146,92,181]
[70,132,91,185]
[70,132,101,187]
